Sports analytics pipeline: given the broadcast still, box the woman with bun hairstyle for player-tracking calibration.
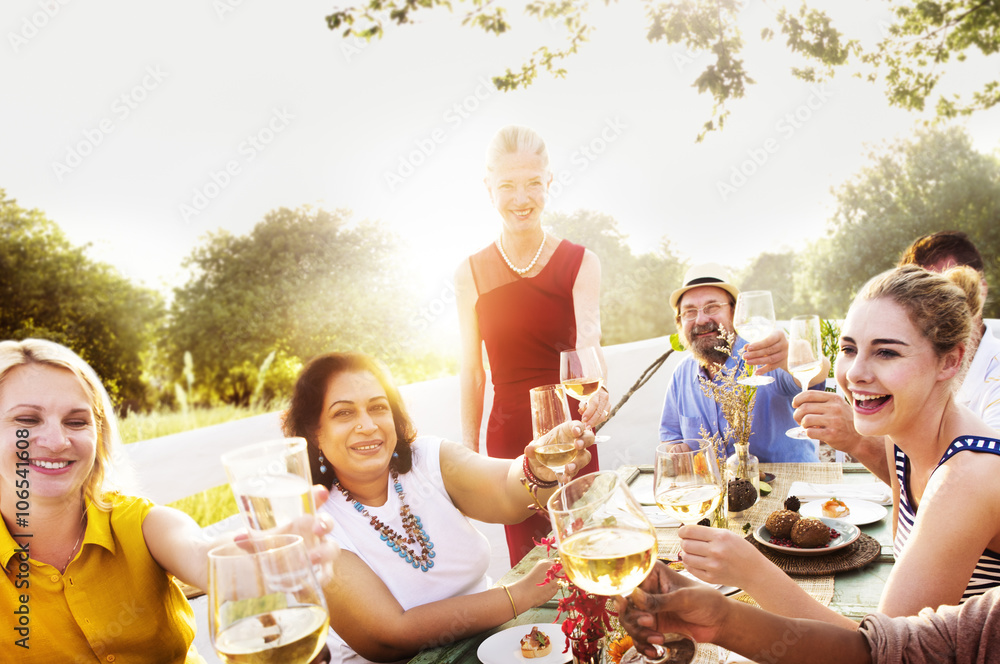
[676,264,1000,627]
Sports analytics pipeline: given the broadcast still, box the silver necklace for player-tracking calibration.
[497,232,547,275]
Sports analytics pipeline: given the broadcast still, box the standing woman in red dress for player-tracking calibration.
[455,125,609,566]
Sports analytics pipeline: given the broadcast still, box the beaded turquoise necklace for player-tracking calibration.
[334,470,436,572]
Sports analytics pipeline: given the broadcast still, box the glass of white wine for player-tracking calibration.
[732,290,776,386]
[529,384,576,486]
[222,438,316,532]
[785,315,824,439]
[653,440,724,526]
[549,472,695,664]
[209,534,329,664]
[560,346,605,411]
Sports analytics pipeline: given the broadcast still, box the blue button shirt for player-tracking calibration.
[659,338,820,463]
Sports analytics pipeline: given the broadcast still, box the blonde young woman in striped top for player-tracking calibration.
[679,264,1000,626]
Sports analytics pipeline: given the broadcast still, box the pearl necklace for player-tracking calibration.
[497,232,546,275]
[334,471,436,572]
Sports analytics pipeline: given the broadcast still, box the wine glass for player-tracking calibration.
[560,346,605,411]
[785,315,824,439]
[732,291,776,386]
[222,438,316,531]
[529,384,576,486]
[208,534,329,664]
[548,472,695,664]
[653,440,724,526]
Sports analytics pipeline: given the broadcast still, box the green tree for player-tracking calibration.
[796,126,1000,319]
[544,209,687,344]
[167,206,418,405]
[326,1,999,140]
[735,251,798,320]
[0,191,164,409]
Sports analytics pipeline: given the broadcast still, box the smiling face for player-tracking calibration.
[0,363,98,506]
[836,298,960,438]
[677,285,735,366]
[316,370,398,487]
[485,151,551,232]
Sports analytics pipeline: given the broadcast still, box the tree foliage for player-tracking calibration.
[0,192,164,410]
[796,126,1000,319]
[544,209,688,344]
[325,1,999,140]
[735,251,799,320]
[166,206,418,405]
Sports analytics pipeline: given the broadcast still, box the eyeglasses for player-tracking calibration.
[677,302,730,322]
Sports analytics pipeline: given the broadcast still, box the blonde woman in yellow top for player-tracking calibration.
[0,339,334,662]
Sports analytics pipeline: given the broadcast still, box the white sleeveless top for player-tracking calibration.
[320,436,492,664]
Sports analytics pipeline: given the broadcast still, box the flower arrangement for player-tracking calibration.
[697,330,760,518]
[537,535,616,663]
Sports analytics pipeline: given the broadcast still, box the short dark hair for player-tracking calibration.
[282,352,416,487]
[898,230,984,273]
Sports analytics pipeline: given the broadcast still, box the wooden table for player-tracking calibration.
[406,463,893,663]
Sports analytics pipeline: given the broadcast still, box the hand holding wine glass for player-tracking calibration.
[549,472,693,663]
[733,291,776,386]
[654,440,724,526]
[785,315,824,439]
[529,384,576,485]
[209,534,329,664]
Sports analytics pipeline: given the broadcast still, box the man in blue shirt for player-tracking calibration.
[659,263,824,462]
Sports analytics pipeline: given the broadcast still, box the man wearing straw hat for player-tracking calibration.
[659,262,824,462]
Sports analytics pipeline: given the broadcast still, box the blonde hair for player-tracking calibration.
[485,125,550,176]
[943,264,985,320]
[0,339,127,510]
[856,264,972,359]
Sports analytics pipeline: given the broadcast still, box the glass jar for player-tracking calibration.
[724,443,759,532]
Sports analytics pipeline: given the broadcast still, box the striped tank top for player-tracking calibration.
[894,436,1000,603]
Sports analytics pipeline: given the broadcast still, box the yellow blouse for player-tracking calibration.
[1,493,204,663]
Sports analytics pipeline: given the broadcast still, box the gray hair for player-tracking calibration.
[485,125,550,176]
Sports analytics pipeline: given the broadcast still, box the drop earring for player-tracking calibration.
[319,451,328,474]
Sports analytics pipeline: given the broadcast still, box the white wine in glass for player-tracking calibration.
[530,384,577,485]
[654,440,724,526]
[560,346,605,409]
[222,438,316,531]
[786,315,824,439]
[209,534,329,664]
[733,291,776,386]
[547,471,657,597]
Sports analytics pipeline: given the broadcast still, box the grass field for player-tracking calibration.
[120,405,271,526]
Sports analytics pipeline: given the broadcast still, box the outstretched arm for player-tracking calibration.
[455,260,486,452]
[616,562,872,664]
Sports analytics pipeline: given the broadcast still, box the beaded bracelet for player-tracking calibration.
[522,455,559,490]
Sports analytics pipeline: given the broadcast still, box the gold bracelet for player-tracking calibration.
[501,584,518,619]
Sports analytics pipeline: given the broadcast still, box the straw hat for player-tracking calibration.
[669,262,741,310]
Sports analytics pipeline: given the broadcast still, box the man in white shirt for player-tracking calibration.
[793,230,1000,484]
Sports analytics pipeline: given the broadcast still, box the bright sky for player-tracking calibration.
[3,1,998,332]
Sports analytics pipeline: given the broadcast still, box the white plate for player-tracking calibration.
[753,517,860,557]
[799,499,887,526]
[477,622,571,664]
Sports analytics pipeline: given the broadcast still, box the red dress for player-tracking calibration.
[470,238,601,565]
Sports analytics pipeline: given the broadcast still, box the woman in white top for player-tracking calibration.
[282,352,594,663]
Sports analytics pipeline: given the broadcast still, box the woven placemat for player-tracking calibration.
[744,531,881,576]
